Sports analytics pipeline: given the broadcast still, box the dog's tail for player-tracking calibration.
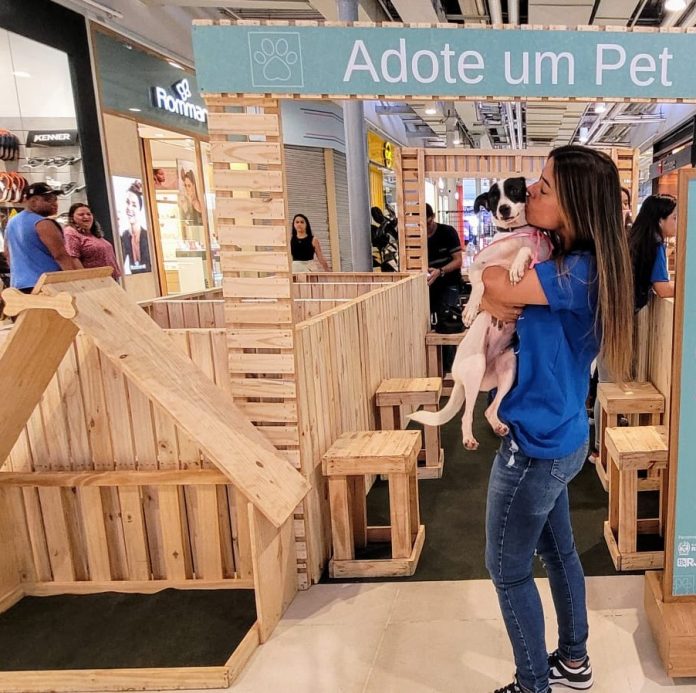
[407,381,465,427]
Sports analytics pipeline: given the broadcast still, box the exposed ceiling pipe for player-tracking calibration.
[508,0,519,25]
[487,0,503,24]
[661,3,689,27]
[674,4,696,26]
[505,102,517,148]
[515,102,523,147]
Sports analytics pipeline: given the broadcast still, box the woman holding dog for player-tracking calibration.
[480,145,633,693]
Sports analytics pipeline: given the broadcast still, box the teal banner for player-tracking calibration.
[193,24,693,99]
[672,177,696,597]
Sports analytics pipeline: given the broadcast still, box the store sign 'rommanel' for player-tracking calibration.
[150,78,208,124]
[192,24,695,99]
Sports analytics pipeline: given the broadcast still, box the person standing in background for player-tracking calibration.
[64,203,121,280]
[4,182,81,293]
[290,213,330,272]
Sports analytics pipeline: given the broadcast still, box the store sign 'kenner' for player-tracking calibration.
[26,130,79,147]
[151,78,208,123]
[192,24,695,99]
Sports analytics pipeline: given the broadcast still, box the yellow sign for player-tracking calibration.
[367,131,394,169]
[383,141,393,169]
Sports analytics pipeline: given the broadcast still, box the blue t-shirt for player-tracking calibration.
[499,253,600,459]
[650,243,669,284]
[5,210,61,289]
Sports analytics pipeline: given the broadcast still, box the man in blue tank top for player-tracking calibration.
[4,182,81,292]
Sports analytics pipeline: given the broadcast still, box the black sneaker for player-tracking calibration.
[549,650,593,689]
[494,678,541,693]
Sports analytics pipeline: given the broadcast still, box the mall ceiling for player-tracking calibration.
[59,0,696,151]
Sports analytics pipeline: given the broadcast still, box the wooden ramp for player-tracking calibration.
[0,268,308,528]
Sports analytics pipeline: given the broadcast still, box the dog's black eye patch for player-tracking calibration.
[502,177,527,204]
[487,185,502,212]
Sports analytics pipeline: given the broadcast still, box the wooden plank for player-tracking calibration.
[78,486,111,581]
[214,169,283,192]
[38,487,74,582]
[221,251,290,273]
[75,335,114,470]
[225,301,293,325]
[207,112,279,135]
[218,225,287,248]
[225,622,260,684]
[0,487,37,582]
[100,356,136,470]
[118,485,151,581]
[249,506,296,643]
[211,140,281,165]
[0,667,230,692]
[327,477,354,561]
[0,470,235,487]
[223,277,291,299]
[157,486,188,580]
[216,197,285,221]
[229,352,296,374]
[57,344,92,470]
[39,365,71,471]
[187,485,223,579]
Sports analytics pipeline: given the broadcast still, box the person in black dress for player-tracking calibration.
[290,213,329,272]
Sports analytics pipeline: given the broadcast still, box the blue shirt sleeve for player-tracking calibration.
[535,254,597,313]
[650,244,669,284]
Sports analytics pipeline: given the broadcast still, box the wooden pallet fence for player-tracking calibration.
[395,146,636,273]
[203,95,309,586]
[2,328,253,589]
[141,299,225,329]
[295,274,429,583]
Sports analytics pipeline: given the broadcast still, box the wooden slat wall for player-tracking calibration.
[144,300,225,329]
[1,329,251,588]
[648,297,674,429]
[295,274,429,583]
[204,95,308,585]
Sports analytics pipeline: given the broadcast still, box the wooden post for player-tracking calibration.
[203,95,309,588]
[324,148,342,272]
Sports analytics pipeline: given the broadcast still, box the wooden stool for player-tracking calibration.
[376,377,443,479]
[595,382,664,491]
[322,430,425,578]
[425,331,466,395]
[603,425,668,571]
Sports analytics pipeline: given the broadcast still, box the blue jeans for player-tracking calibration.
[485,436,589,693]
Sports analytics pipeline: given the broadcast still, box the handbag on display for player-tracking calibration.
[0,130,20,161]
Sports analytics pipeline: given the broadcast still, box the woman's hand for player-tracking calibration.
[481,294,524,326]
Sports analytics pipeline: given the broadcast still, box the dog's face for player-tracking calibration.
[473,177,528,230]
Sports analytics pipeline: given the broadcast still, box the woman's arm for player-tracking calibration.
[313,238,330,272]
[480,265,548,322]
[653,280,675,298]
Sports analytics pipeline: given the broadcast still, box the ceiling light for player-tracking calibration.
[168,61,185,70]
[453,138,461,145]
[579,126,589,144]
[594,103,606,114]
[665,0,686,10]
[12,71,31,78]
[128,108,141,112]
[424,107,437,115]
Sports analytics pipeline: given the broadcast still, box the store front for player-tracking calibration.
[92,28,218,301]
[0,0,110,241]
[367,130,396,213]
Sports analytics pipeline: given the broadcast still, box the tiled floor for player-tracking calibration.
[164,576,696,693]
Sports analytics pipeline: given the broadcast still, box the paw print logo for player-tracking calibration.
[248,32,304,88]
[674,575,696,595]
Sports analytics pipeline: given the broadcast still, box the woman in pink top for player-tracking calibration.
[64,203,121,280]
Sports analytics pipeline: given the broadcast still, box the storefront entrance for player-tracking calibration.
[138,124,219,295]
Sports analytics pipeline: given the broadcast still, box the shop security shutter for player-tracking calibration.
[332,151,352,272]
[284,145,332,269]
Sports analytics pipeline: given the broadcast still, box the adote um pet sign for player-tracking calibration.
[192,24,691,99]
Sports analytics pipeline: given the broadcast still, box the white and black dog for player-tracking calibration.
[409,177,553,450]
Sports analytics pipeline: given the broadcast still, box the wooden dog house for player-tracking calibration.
[0,268,309,692]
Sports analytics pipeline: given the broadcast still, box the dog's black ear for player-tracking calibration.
[473,192,489,214]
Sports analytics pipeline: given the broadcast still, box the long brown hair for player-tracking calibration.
[549,145,633,380]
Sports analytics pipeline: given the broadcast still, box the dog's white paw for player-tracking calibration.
[509,260,526,285]
[463,435,479,451]
[462,305,477,327]
[485,408,509,437]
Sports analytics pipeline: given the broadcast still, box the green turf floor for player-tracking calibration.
[325,394,660,583]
